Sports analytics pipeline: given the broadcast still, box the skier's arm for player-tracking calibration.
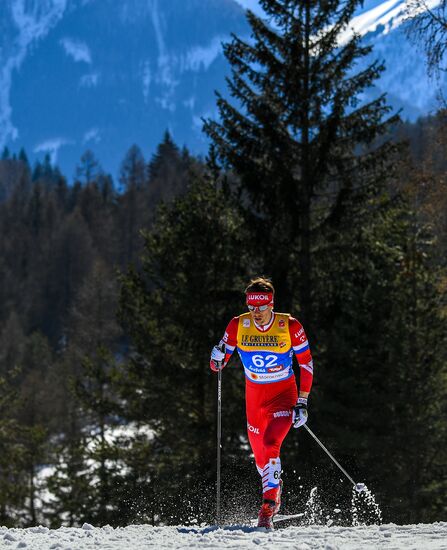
[209,317,238,372]
[289,318,314,394]
[289,317,313,428]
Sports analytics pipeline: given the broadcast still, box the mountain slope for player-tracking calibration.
[0,0,442,178]
[2,0,248,176]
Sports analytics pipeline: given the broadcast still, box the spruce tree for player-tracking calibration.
[76,150,102,186]
[44,419,95,527]
[204,0,399,323]
[0,373,28,527]
[18,148,29,167]
[120,145,146,192]
[147,131,191,204]
[44,212,95,343]
[118,145,147,265]
[74,348,121,525]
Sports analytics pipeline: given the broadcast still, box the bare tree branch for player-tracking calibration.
[405,0,447,76]
[405,1,447,106]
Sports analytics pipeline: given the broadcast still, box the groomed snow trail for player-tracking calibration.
[0,522,446,549]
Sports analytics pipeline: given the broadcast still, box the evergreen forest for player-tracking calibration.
[0,0,445,529]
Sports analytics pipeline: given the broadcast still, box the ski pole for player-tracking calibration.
[216,365,222,525]
[303,424,365,493]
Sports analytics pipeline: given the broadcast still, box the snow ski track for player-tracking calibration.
[0,522,446,549]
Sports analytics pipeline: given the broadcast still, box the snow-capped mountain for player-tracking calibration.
[0,0,442,178]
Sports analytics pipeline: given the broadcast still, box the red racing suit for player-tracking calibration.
[219,311,313,501]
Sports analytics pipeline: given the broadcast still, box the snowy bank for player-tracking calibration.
[0,522,446,549]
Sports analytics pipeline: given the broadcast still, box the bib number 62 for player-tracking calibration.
[252,354,278,368]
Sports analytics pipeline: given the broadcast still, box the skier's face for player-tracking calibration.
[248,304,273,325]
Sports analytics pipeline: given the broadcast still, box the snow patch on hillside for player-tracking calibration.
[83,127,101,144]
[233,0,265,17]
[34,137,71,163]
[141,61,152,102]
[147,0,228,110]
[349,0,402,35]
[80,72,99,88]
[11,0,67,46]
[0,0,67,148]
[60,37,92,63]
[150,0,178,111]
[184,36,226,72]
[341,0,441,41]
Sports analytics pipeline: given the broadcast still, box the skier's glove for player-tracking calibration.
[210,342,226,372]
[292,397,308,429]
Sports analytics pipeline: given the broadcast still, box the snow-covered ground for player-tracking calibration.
[0,522,446,549]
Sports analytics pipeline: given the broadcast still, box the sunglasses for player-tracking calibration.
[247,304,270,312]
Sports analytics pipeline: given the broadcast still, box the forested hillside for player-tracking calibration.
[0,110,445,527]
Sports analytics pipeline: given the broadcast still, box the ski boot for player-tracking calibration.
[257,500,275,529]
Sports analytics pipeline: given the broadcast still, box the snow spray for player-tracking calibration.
[351,484,383,526]
[303,486,324,525]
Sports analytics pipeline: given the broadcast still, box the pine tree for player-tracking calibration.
[147,131,191,204]
[0,372,29,527]
[32,161,43,182]
[18,425,47,526]
[18,148,29,167]
[76,150,102,186]
[75,177,117,262]
[0,313,26,376]
[74,348,121,525]
[8,333,55,525]
[204,0,400,323]
[0,151,31,202]
[118,145,147,265]
[44,212,95,343]
[120,145,146,192]
[44,418,95,527]
[67,259,122,356]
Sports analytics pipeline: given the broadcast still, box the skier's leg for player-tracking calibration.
[261,380,298,502]
[246,404,267,473]
[245,382,268,475]
[261,415,291,501]
[255,411,292,527]
[246,387,279,529]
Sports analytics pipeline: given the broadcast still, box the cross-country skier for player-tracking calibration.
[210,277,314,529]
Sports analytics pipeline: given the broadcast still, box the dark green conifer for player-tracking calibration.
[18,148,29,169]
[0,372,28,527]
[120,144,146,192]
[44,420,94,527]
[118,145,147,265]
[147,131,191,203]
[76,150,101,185]
[204,0,400,323]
